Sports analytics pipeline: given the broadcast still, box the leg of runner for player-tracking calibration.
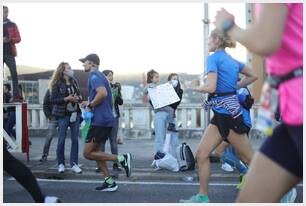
[4,147,60,203]
[180,124,223,203]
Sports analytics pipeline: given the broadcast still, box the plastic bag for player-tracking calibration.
[152,153,179,172]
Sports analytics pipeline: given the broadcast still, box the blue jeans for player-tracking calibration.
[4,111,16,138]
[154,110,172,153]
[56,114,80,166]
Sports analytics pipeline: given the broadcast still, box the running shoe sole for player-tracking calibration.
[95,185,118,192]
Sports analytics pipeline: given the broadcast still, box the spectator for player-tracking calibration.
[39,89,58,162]
[49,62,82,174]
[3,5,21,102]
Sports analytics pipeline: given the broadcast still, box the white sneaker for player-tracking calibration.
[58,164,65,173]
[221,162,234,172]
[71,163,82,174]
[44,196,61,203]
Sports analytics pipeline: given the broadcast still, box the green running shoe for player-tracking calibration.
[179,194,209,203]
[236,173,246,190]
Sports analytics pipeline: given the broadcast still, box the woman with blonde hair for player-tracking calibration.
[180,29,258,203]
[49,62,83,174]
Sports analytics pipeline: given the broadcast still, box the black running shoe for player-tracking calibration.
[95,181,118,192]
[120,153,131,177]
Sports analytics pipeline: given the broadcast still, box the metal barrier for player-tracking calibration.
[3,103,30,161]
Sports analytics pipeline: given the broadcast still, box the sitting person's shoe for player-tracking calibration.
[119,153,132,177]
[179,194,210,203]
[44,196,61,203]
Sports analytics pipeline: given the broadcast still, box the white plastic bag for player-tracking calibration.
[154,153,179,172]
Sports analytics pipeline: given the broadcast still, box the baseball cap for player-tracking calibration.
[79,53,100,65]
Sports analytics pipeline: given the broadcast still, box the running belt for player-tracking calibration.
[203,94,242,119]
[268,67,303,89]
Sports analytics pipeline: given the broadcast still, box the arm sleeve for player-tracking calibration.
[43,90,52,118]
[236,60,245,72]
[91,75,106,91]
[8,23,21,44]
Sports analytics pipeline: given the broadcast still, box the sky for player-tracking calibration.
[4,2,246,74]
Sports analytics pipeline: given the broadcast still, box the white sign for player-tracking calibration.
[147,83,180,109]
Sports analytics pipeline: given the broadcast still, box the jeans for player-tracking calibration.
[3,55,19,99]
[154,110,172,153]
[4,111,16,138]
[57,114,80,166]
[42,118,58,156]
[101,117,119,155]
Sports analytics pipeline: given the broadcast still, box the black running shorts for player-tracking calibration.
[260,124,303,178]
[210,111,250,142]
[86,125,112,144]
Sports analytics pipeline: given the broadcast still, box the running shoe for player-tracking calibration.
[44,196,61,203]
[71,163,82,174]
[236,173,246,190]
[221,162,234,172]
[58,164,65,173]
[280,188,297,203]
[95,181,118,192]
[120,153,131,177]
[179,194,210,203]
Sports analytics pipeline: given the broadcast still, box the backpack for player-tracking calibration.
[175,142,195,171]
[237,87,254,110]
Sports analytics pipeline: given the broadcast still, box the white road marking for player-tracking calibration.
[6,177,303,187]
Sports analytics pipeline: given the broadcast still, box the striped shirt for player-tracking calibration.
[202,95,242,119]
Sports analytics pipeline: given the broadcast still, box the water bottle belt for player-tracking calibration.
[268,67,303,89]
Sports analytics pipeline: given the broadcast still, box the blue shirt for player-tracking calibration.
[206,50,244,115]
[88,69,114,127]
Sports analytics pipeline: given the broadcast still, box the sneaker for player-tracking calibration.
[120,153,132,177]
[95,167,101,173]
[39,155,47,162]
[221,162,234,172]
[58,164,65,173]
[236,173,246,190]
[71,163,82,174]
[113,163,122,172]
[44,196,61,203]
[179,194,210,203]
[280,188,297,203]
[95,181,118,192]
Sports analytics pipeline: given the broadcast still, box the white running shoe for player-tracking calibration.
[221,162,234,172]
[58,164,65,173]
[71,163,82,174]
[44,196,61,203]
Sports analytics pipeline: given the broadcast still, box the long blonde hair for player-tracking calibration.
[49,62,68,91]
[210,28,236,49]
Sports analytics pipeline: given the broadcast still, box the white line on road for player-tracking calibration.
[6,177,303,187]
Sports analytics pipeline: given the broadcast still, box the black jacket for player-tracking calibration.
[43,89,54,119]
[111,83,123,118]
[169,83,183,110]
[50,78,82,118]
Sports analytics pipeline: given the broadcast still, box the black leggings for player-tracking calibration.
[3,147,45,203]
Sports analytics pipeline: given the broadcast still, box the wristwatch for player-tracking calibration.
[222,19,235,32]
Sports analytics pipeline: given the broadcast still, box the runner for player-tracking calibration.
[80,53,131,192]
[180,28,258,203]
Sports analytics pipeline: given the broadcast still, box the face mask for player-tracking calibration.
[65,70,74,78]
[171,79,178,87]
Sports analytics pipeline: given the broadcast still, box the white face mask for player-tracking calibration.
[65,70,74,78]
[171,79,178,87]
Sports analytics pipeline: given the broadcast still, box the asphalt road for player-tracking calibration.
[3,177,303,203]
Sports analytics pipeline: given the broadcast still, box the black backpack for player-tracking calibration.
[175,142,195,171]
